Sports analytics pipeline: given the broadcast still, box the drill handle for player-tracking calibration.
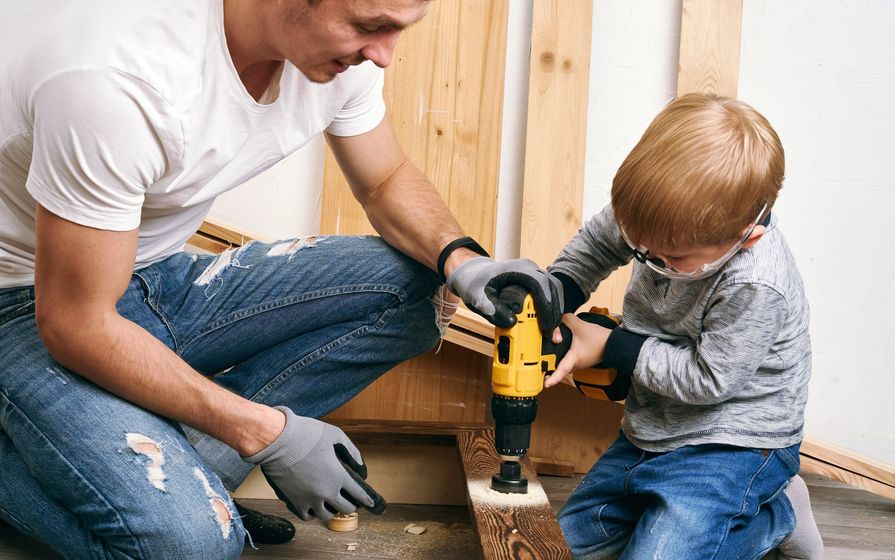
[541,310,627,401]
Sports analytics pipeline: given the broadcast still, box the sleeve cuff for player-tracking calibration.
[602,328,648,377]
[552,271,587,314]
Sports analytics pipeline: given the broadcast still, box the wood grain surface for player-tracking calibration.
[321,0,508,250]
[678,0,743,97]
[457,428,572,559]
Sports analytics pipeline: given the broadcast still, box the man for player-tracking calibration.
[0,0,562,558]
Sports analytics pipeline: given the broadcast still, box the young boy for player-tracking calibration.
[544,94,823,559]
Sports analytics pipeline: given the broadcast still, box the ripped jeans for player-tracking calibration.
[0,236,442,560]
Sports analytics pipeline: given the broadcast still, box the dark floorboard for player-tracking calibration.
[0,471,892,559]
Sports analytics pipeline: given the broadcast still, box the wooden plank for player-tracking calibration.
[801,455,895,502]
[332,418,489,439]
[450,306,494,339]
[515,0,627,479]
[442,327,493,357]
[457,427,572,559]
[187,232,231,254]
[198,217,264,246]
[801,435,895,489]
[677,0,743,97]
[519,0,593,268]
[320,0,507,251]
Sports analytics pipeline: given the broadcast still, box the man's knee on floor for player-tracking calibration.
[123,436,245,559]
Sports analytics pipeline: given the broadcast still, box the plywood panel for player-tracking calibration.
[325,342,491,424]
[320,0,508,252]
[529,384,625,473]
[320,0,507,425]
[678,0,743,97]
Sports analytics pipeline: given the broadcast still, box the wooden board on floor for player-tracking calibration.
[331,420,572,559]
[457,428,572,559]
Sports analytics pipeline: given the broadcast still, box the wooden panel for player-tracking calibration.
[320,0,508,426]
[519,0,593,268]
[529,384,624,473]
[235,444,468,506]
[324,342,491,424]
[320,0,508,252]
[677,0,743,97]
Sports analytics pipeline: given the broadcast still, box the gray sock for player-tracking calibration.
[777,475,824,559]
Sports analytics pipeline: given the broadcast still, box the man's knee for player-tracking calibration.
[125,504,245,560]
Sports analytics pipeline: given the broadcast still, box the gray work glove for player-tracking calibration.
[244,406,378,522]
[445,256,564,331]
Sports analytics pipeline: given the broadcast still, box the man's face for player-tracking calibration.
[277,0,430,83]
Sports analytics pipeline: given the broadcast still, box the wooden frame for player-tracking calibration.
[332,419,572,560]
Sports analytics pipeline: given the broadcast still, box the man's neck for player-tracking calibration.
[222,0,285,101]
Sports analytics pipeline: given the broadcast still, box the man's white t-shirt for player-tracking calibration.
[0,0,386,288]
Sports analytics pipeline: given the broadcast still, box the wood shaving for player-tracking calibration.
[403,523,427,535]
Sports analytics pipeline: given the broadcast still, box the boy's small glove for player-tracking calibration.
[445,256,563,331]
[244,406,386,522]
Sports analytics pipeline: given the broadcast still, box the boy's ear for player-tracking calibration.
[741,225,766,250]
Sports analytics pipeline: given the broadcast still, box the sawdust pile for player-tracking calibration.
[466,478,550,509]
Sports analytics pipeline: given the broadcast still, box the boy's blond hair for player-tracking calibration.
[611,94,784,248]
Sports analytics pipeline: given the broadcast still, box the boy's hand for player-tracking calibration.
[544,314,613,388]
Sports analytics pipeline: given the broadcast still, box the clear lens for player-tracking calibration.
[619,203,768,282]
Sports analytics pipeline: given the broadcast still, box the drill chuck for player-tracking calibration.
[491,394,538,457]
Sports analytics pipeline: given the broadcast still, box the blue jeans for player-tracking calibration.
[0,236,441,559]
[558,431,799,560]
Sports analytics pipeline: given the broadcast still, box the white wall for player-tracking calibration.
[582,1,894,466]
[3,1,891,467]
[738,0,895,465]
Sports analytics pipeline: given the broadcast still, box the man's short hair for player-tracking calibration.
[611,93,784,248]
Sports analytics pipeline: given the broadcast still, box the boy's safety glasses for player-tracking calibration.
[619,203,769,281]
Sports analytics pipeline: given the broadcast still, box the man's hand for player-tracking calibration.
[245,407,381,522]
[445,257,563,330]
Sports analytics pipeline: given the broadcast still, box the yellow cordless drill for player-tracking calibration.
[489,294,622,494]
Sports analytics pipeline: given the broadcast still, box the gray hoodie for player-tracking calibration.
[549,205,811,452]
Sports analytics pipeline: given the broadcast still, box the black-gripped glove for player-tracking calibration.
[244,406,386,522]
[445,257,563,330]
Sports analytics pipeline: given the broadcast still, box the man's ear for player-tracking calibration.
[741,225,766,250]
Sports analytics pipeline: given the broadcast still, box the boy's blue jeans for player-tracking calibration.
[0,236,441,560]
[559,431,799,560]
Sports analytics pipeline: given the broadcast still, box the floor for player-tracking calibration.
[0,472,892,559]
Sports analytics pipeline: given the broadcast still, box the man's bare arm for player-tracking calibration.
[33,205,283,456]
[325,117,480,277]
